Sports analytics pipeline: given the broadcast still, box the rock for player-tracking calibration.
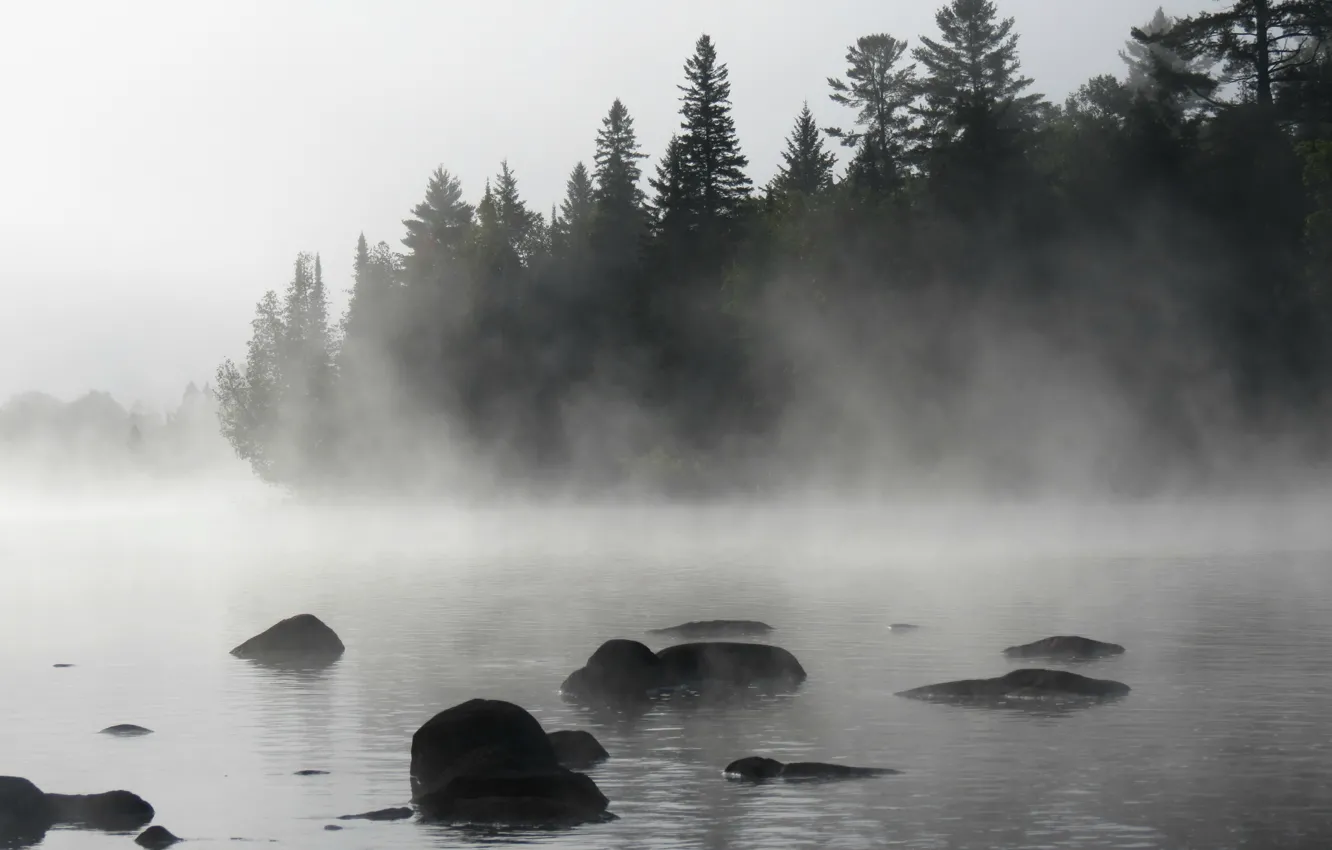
[293,770,329,776]
[561,639,807,701]
[889,623,920,631]
[560,639,668,699]
[230,614,345,663]
[136,825,183,848]
[53,663,74,668]
[656,642,807,688]
[724,756,900,781]
[896,668,1131,703]
[1002,635,1125,660]
[409,698,610,826]
[46,790,155,831]
[647,620,773,639]
[0,776,52,844]
[100,724,153,736]
[337,807,414,821]
[547,730,608,770]
[323,824,342,831]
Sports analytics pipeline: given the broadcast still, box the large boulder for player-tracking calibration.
[647,620,773,639]
[1,776,154,844]
[724,756,900,782]
[561,639,807,702]
[896,668,1131,703]
[409,699,611,826]
[1002,635,1125,660]
[230,614,344,663]
[547,730,608,770]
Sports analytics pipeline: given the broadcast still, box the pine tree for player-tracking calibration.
[912,0,1045,151]
[770,103,837,198]
[649,134,693,243]
[826,35,917,193]
[677,34,752,229]
[491,160,544,265]
[1121,7,1214,108]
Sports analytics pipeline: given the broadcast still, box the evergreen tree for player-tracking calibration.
[677,34,752,230]
[555,161,595,260]
[491,160,544,266]
[215,290,286,481]
[649,134,693,243]
[1121,7,1216,110]
[591,98,649,276]
[401,166,474,284]
[769,102,837,198]
[826,35,917,194]
[912,0,1045,151]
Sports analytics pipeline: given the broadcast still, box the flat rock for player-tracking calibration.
[53,663,75,668]
[1002,635,1125,660]
[337,806,413,821]
[293,770,329,776]
[897,668,1131,703]
[647,620,773,639]
[100,724,153,737]
[724,756,899,781]
[561,638,806,702]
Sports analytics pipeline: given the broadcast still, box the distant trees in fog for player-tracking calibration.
[216,0,1332,495]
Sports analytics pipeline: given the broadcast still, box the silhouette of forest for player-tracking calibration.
[216,1,1332,497]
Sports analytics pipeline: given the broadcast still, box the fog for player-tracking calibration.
[1,0,1208,408]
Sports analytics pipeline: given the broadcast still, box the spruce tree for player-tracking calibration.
[492,160,544,265]
[649,134,693,243]
[591,98,648,270]
[556,161,595,260]
[912,0,1045,150]
[677,34,752,228]
[401,166,474,284]
[770,103,837,198]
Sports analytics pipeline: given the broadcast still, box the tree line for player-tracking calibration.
[217,0,1332,496]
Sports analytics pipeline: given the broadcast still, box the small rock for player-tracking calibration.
[100,724,153,736]
[136,825,183,848]
[323,824,342,831]
[53,663,75,668]
[889,623,919,631]
[293,770,329,776]
[548,730,609,769]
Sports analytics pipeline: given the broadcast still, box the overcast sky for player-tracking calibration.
[0,0,1210,409]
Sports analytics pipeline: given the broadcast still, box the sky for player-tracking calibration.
[0,0,1212,410]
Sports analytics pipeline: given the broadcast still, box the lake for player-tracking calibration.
[3,486,1332,849]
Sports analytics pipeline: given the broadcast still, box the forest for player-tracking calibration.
[216,0,1332,497]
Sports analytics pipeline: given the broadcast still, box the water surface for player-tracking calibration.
[3,493,1332,849]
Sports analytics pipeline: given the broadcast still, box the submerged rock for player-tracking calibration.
[410,698,611,826]
[888,623,920,631]
[2,777,156,843]
[136,825,183,848]
[561,639,806,701]
[547,730,609,770]
[53,663,74,668]
[724,756,900,782]
[293,770,329,776]
[230,614,345,663]
[647,620,774,639]
[100,724,153,737]
[1002,635,1125,660]
[337,806,413,822]
[323,824,342,831]
[897,668,1131,703]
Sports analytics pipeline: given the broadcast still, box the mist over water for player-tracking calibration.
[4,488,1332,849]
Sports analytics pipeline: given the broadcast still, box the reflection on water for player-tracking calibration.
[2,501,1332,848]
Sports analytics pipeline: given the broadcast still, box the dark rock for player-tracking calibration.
[323,824,342,831]
[889,623,920,631]
[724,756,900,781]
[409,698,610,826]
[896,668,1131,703]
[230,614,344,662]
[46,790,154,831]
[136,825,183,849]
[561,639,807,702]
[0,776,52,844]
[648,620,773,639]
[337,807,413,822]
[53,663,74,668]
[547,730,608,770]
[1002,635,1125,660]
[100,724,153,737]
[293,770,328,776]
[656,642,807,688]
